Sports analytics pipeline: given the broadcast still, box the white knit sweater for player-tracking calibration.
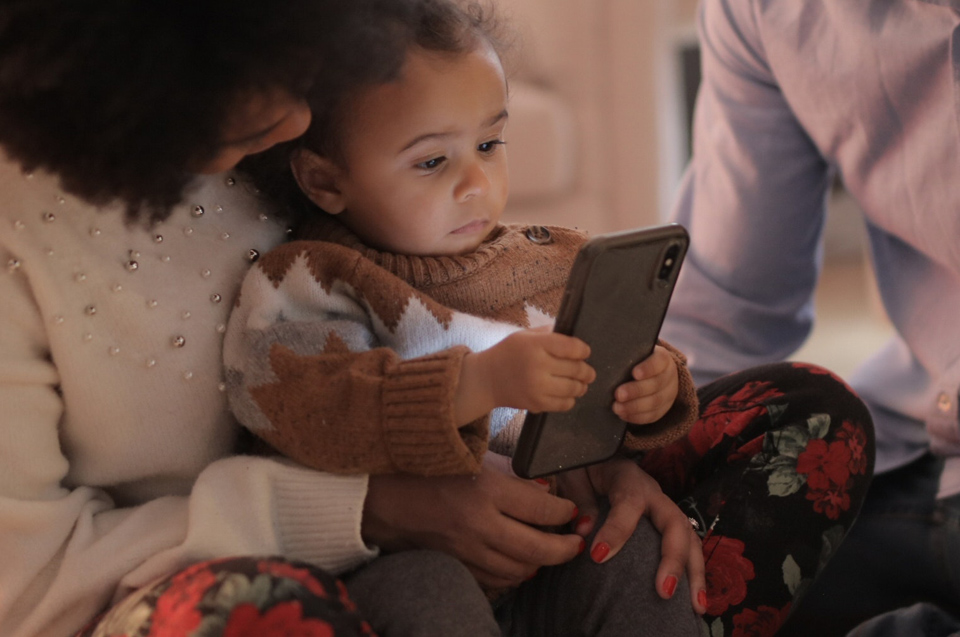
[0,153,376,637]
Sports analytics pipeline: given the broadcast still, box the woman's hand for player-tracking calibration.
[612,344,678,424]
[362,453,584,589]
[557,458,707,614]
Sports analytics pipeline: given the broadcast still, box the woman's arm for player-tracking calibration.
[0,243,375,637]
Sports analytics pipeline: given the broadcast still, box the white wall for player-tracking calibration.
[498,0,701,235]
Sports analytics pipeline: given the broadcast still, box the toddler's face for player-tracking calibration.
[326,41,509,256]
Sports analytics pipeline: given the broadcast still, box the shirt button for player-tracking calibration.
[937,392,953,413]
[525,226,553,245]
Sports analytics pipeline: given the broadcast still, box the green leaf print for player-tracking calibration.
[807,413,831,440]
[783,554,802,595]
[768,464,806,497]
[766,426,811,460]
[211,572,274,612]
[767,403,788,424]
[701,616,725,637]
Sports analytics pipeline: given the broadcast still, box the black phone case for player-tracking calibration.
[511,224,689,479]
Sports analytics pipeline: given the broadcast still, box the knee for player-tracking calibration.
[393,549,476,587]
[597,517,676,587]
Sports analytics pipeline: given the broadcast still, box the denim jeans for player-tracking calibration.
[781,453,960,636]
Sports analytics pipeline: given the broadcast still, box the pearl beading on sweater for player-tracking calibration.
[5,172,286,392]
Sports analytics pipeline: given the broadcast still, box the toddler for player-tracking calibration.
[224,0,698,479]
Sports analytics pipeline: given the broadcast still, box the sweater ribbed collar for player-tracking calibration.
[297,215,514,290]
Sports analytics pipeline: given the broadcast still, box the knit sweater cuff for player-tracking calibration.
[622,339,699,451]
[271,461,378,573]
[382,346,488,475]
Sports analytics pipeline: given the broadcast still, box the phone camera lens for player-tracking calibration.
[658,245,681,280]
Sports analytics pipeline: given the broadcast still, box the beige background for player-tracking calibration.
[496,0,705,235]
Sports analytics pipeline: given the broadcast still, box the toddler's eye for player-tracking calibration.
[478,140,506,154]
[416,156,446,171]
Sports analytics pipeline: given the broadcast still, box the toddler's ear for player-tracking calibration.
[291,149,347,214]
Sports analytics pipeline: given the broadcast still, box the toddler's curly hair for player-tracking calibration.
[237,0,509,224]
[0,0,403,221]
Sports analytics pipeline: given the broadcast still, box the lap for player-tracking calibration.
[344,550,499,637]
[498,362,874,637]
[83,551,498,637]
[496,514,699,637]
[82,363,874,637]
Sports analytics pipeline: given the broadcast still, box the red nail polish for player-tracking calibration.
[576,515,593,531]
[578,537,586,554]
[590,542,610,563]
[698,589,708,609]
[570,506,580,522]
[663,575,678,598]
[525,569,539,582]
[535,478,550,486]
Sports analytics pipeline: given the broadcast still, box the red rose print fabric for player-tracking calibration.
[641,362,874,637]
[77,557,375,637]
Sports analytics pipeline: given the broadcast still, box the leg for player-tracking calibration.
[640,362,875,636]
[496,514,700,637]
[846,603,960,637]
[78,556,374,637]
[782,453,960,635]
[343,550,500,637]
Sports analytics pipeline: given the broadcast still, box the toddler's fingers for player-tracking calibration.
[551,359,596,385]
[631,346,672,379]
[541,333,592,360]
[613,403,668,425]
[545,377,590,401]
[615,376,670,403]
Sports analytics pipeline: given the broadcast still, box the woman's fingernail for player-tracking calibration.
[590,541,610,563]
[525,569,539,582]
[663,575,678,598]
[570,506,580,521]
[534,478,550,486]
[698,589,708,609]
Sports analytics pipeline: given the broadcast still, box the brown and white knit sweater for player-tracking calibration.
[223,217,698,477]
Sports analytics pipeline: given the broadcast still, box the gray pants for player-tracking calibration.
[496,516,700,637]
[344,550,500,637]
[345,516,700,636]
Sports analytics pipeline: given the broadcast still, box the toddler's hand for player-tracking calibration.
[612,345,678,424]
[480,328,596,414]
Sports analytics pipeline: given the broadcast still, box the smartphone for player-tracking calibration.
[511,224,689,479]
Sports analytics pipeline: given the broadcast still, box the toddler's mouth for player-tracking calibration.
[451,219,488,235]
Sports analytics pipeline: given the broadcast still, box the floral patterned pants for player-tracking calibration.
[640,362,875,637]
[77,557,375,637]
[79,362,873,637]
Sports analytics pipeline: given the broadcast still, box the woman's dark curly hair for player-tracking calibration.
[0,0,408,221]
[236,0,509,224]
